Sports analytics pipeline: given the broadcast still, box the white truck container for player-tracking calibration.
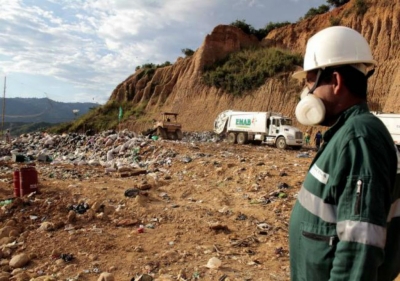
[372,112,400,148]
[214,110,303,149]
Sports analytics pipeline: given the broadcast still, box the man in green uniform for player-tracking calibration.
[289,26,400,280]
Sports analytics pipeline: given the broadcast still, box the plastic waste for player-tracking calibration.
[60,253,74,262]
[0,199,13,206]
[205,257,222,269]
[137,225,144,233]
[68,202,90,214]
[297,152,310,158]
[124,188,140,198]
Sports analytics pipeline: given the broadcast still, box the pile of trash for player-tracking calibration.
[0,130,220,170]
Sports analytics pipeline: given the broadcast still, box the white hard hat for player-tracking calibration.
[293,26,377,80]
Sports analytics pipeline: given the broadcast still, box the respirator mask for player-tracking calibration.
[295,69,326,126]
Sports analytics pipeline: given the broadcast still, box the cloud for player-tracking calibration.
[0,0,327,103]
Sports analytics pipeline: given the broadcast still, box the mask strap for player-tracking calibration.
[308,69,323,94]
[366,69,375,79]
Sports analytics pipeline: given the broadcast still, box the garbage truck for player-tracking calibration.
[213,110,303,149]
[372,112,400,149]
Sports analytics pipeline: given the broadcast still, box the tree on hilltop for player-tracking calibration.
[327,0,350,7]
[304,4,330,19]
[230,19,255,35]
[181,48,194,57]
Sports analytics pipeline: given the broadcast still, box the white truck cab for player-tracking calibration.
[214,110,303,149]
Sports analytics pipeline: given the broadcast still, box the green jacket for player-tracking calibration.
[289,103,400,281]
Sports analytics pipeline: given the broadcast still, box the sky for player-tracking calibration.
[0,0,327,104]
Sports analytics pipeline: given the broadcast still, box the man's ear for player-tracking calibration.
[331,71,343,95]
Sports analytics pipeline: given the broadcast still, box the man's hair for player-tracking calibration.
[318,65,369,99]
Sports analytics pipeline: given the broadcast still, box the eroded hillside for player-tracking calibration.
[109,0,400,133]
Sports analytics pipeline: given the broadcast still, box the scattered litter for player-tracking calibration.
[205,257,222,269]
[275,247,284,256]
[279,192,287,198]
[60,253,74,262]
[236,213,247,221]
[181,156,192,163]
[124,188,140,198]
[159,192,170,200]
[137,225,144,233]
[0,199,13,206]
[278,182,289,189]
[257,223,271,230]
[279,171,287,176]
[68,202,90,214]
[297,152,310,158]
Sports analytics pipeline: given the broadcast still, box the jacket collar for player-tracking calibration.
[323,102,370,143]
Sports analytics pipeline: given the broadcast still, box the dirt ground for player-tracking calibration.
[0,140,399,281]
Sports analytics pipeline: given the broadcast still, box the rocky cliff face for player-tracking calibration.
[109,0,400,133]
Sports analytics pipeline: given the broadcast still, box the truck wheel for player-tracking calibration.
[276,137,287,149]
[237,132,248,144]
[227,132,237,144]
[176,129,183,140]
[157,127,167,139]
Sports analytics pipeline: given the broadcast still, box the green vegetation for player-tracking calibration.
[135,61,172,79]
[49,100,148,134]
[304,4,330,19]
[329,16,341,26]
[3,122,55,136]
[261,21,292,39]
[230,19,291,41]
[202,47,302,96]
[326,0,350,7]
[355,0,368,15]
[181,48,195,57]
[230,20,254,35]
[134,61,171,80]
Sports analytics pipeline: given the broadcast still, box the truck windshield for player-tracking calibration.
[280,119,292,126]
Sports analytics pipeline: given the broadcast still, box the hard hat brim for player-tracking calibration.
[292,70,306,80]
[292,60,377,81]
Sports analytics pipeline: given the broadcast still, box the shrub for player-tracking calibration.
[202,47,303,96]
[230,20,291,41]
[326,0,350,7]
[355,0,368,16]
[181,48,195,57]
[230,19,255,35]
[304,4,330,19]
[136,61,172,79]
[329,16,341,26]
[159,61,171,67]
[255,21,291,40]
[50,100,151,133]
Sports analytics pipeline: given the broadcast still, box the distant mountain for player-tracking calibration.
[0,98,98,123]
